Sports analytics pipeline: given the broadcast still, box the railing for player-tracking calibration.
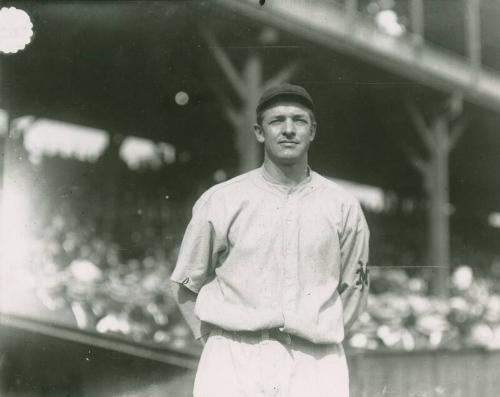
[3,312,500,396]
[0,312,200,369]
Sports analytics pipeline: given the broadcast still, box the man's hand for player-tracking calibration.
[199,333,209,346]
[170,281,203,340]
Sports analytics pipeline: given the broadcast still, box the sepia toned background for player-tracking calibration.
[1,1,500,396]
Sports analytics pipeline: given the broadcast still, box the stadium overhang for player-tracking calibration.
[1,0,500,212]
[216,0,500,113]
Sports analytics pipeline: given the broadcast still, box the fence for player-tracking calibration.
[2,317,500,397]
[349,348,500,397]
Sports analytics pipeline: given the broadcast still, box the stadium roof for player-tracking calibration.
[1,0,500,213]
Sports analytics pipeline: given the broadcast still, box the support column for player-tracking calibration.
[345,0,358,31]
[205,30,297,173]
[410,0,424,49]
[405,95,466,296]
[237,55,262,172]
[465,0,482,83]
[427,116,451,296]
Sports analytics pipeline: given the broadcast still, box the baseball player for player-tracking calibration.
[170,83,370,397]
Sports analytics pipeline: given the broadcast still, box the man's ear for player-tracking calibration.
[253,124,265,143]
[309,122,318,142]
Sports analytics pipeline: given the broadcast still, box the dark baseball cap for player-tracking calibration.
[256,83,314,114]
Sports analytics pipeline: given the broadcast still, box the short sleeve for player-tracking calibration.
[339,200,370,331]
[170,195,225,293]
[340,201,369,285]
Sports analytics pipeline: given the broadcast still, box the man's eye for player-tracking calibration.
[295,119,307,125]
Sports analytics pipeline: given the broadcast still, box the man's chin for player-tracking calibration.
[273,154,303,166]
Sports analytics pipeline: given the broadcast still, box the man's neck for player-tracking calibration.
[262,158,309,187]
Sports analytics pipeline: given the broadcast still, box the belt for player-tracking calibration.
[263,328,293,345]
[230,328,295,345]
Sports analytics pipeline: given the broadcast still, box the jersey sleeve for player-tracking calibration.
[170,194,225,293]
[338,200,370,333]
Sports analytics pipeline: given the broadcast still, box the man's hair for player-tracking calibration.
[256,107,316,127]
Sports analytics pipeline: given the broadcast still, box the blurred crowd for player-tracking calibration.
[348,265,500,351]
[27,202,197,352]
[20,201,500,354]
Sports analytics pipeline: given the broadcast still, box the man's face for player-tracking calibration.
[254,102,317,166]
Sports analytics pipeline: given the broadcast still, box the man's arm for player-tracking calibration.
[170,281,212,343]
[169,194,223,344]
[339,201,370,334]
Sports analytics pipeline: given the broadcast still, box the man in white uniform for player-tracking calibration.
[170,83,370,397]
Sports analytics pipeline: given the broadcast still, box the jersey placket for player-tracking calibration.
[281,186,299,330]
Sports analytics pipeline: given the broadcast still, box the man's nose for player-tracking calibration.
[282,119,296,135]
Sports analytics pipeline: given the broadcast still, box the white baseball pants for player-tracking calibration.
[193,328,349,397]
